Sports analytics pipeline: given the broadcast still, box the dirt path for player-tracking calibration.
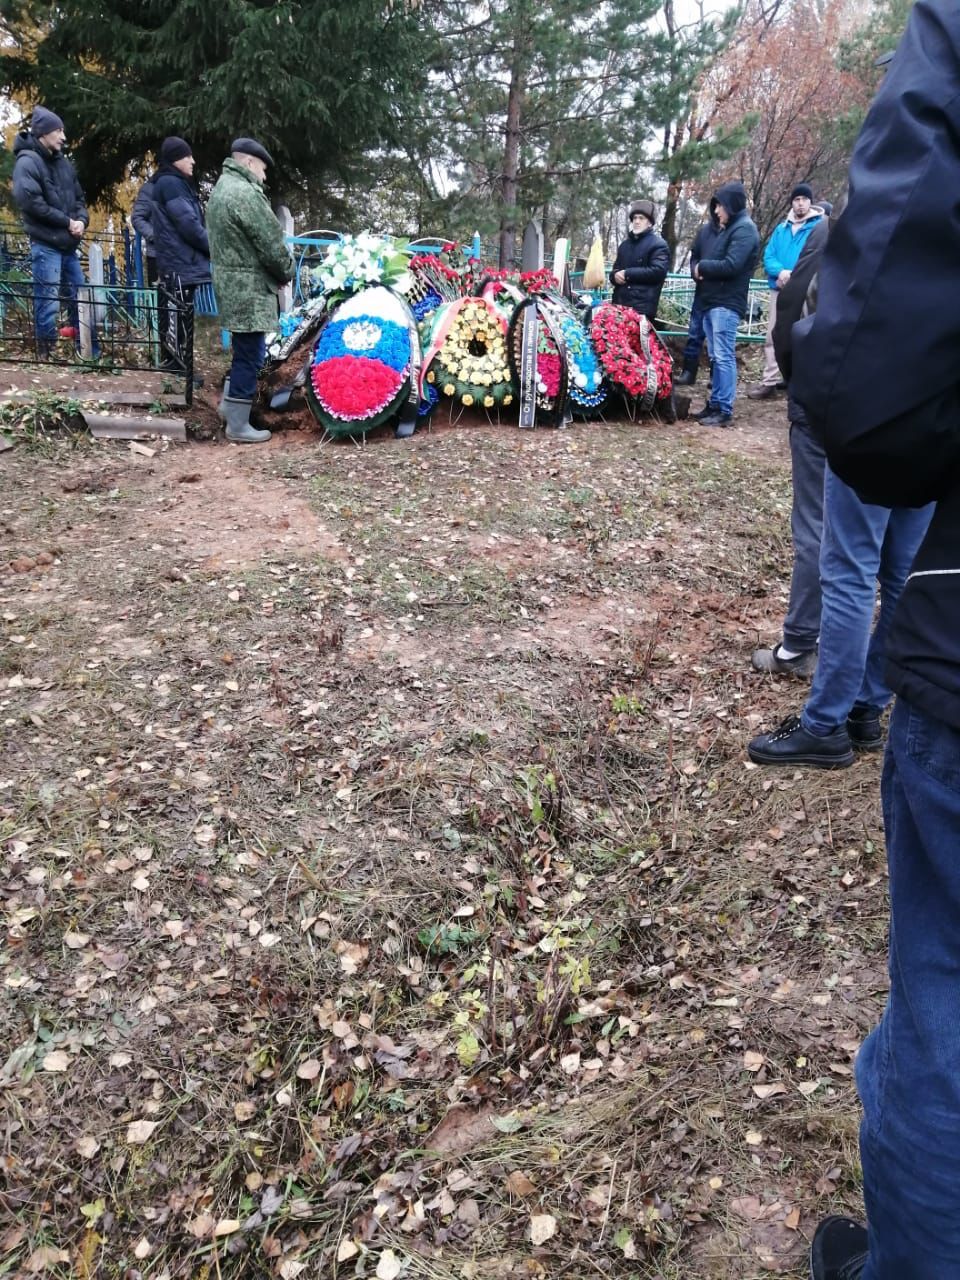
[0,374,882,1280]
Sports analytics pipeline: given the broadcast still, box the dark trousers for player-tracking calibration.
[228,332,267,400]
[159,274,195,370]
[782,394,826,653]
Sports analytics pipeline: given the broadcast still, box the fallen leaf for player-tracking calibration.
[75,1136,100,1159]
[126,1119,159,1144]
[752,1082,789,1100]
[743,1050,765,1072]
[784,1207,801,1230]
[213,1219,241,1237]
[186,1214,215,1239]
[26,1246,70,1272]
[134,1238,151,1259]
[337,1239,359,1262]
[505,1170,537,1197]
[63,931,90,949]
[234,1100,257,1122]
[745,1130,764,1146]
[529,1213,557,1246]
[426,1105,496,1156]
[376,1248,403,1280]
[42,1050,71,1072]
[296,1058,322,1080]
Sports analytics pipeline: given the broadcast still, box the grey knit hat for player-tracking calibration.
[30,106,64,138]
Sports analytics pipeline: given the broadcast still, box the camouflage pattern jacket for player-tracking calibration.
[206,159,294,333]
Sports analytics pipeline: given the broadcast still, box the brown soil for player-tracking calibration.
[0,350,881,1280]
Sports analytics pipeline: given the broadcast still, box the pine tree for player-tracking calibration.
[0,0,427,204]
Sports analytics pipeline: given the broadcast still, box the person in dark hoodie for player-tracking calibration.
[790,4,960,1277]
[691,180,759,427]
[11,105,89,356]
[151,137,210,376]
[675,207,721,387]
[609,198,670,322]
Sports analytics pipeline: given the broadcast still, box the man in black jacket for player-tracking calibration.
[675,208,720,387]
[791,4,960,1277]
[609,199,670,321]
[692,181,759,427]
[11,106,89,356]
[151,137,210,377]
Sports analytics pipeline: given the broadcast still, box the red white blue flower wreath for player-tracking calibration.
[307,287,414,437]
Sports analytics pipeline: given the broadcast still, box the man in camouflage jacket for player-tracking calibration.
[207,137,294,443]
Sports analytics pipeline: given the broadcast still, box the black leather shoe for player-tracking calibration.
[748,715,855,768]
[675,369,696,386]
[809,1216,868,1280]
[692,402,718,421]
[847,703,883,750]
[699,410,732,427]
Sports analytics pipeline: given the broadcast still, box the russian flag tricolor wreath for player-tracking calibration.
[306,286,415,438]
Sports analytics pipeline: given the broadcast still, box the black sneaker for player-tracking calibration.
[699,410,733,427]
[692,402,719,421]
[847,704,883,751]
[809,1216,868,1280]
[748,714,855,768]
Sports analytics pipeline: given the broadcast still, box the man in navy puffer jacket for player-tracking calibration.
[152,137,210,375]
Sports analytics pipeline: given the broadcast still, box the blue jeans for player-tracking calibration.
[702,306,739,414]
[228,332,266,400]
[30,241,85,343]
[683,295,711,365]
[801,467,933,735]
[857,699,960,1278]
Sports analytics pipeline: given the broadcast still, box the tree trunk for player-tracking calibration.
[499,67,523,268]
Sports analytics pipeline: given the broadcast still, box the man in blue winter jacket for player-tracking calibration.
[749,183,823,400]
[790,3,960,1276]
[691,180,759,428]
[11,105,89,357]
[151,136,210,378]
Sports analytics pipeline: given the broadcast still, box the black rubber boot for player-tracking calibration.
[675,359,698,386]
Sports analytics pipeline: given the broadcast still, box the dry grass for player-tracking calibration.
[0,408,886,1278]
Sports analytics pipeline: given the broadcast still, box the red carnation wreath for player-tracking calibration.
[590,304,673,410]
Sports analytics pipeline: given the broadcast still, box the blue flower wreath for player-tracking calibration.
[315,316,410,374]
[558,310,606,409]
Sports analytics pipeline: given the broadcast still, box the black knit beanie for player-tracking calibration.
[160,137,193,164]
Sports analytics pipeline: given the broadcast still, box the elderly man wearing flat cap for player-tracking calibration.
[207,137,294,443]
[11,105,90,357]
